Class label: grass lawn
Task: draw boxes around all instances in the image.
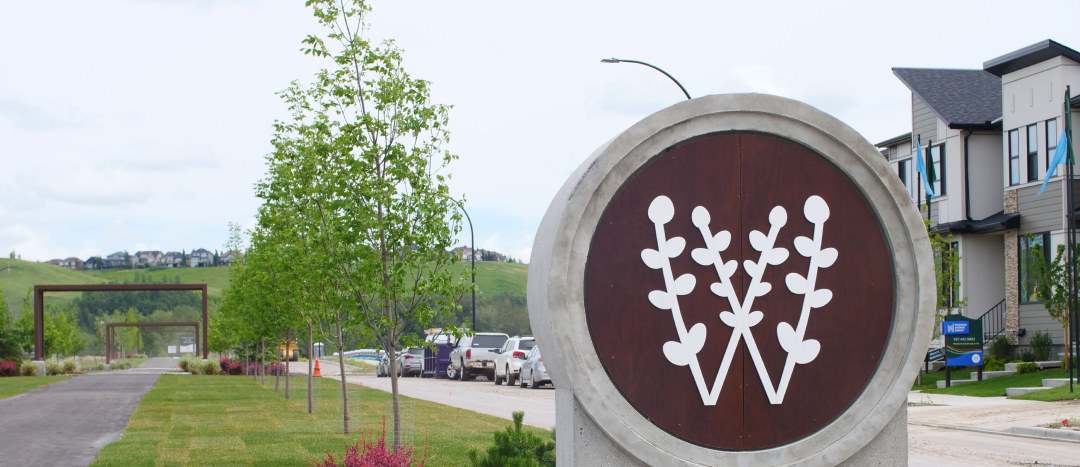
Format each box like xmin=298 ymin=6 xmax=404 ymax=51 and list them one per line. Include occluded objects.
xmin=1010 ymin=381 xmax=1080 ymax=401
xmin=91 ymin=375 xmax=548 ymax=466
xmin=87 ymin=267 xmax=233 ymax=298
xmin=922 ymin=369 xmax=1071 ymax=397
xmin=0 ymin=376 xmax=72 ymax=400
xmin=911 ymin=368 xmax=974 ymax=391
xmin=472 ymin=262 xmax=527 ymax=297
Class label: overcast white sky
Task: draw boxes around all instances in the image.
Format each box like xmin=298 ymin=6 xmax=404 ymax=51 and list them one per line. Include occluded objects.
xmin=1 ymin=1 xmax=1076 ymax=263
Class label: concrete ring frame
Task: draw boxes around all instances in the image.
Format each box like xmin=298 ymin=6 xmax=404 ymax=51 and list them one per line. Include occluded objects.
xmin=528 ymin=93 xmax=936 ymax=466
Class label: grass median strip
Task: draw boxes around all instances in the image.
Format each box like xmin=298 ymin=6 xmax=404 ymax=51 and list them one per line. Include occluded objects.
xmin=1009 ymin=383 xmax=1080 ymax=401
xmin=91 ymin=375 xmax=548 ymax=466
xmin=923 ymin=369 xmax=1070 ymax=397
xmin=0 ymin=375 xmax=72 ymax=400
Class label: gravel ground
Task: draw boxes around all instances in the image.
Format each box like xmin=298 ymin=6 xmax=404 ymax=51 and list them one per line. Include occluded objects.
xmin=908 ymin=392 xmax=1080 ymax=466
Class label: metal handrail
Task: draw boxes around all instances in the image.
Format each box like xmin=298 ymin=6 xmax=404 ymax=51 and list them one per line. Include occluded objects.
xmin=978 ymin=298 xmax=1007 ymax=342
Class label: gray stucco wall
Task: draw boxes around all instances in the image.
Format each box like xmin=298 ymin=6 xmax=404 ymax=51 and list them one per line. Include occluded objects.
xmin=968 ymin=133 xmax=1005 ymax=220
xmin=1019 ymin=302 xmax=1066 ymax=346
xmin=913 ymin=95 xmax=937 ymax=144
xmin=1017 ymin=183 xmax=1063 ymax=233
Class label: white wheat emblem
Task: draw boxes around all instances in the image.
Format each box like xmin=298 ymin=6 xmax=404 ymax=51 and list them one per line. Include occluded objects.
xmin=642 ymin=195 xmax=836 ymax=405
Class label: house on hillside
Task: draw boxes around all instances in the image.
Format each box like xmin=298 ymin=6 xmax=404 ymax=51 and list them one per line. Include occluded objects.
xmin=82 ymin=256 xmax=103 ymax=270
xmin=453 ymin=247 xmax=482 ymax=261
xmin=104 ymin=251 xmax=127 ymax=269
xmin=58 ymin=257 xmax=83 ymax=270
xmin=219 ymin=251 xmax=240 ymax=266
xmin=162 ymin=252 xmax=184 ymax=268
xmin=879 ymin=39 xmax=1080 ymax=356
xmin=45 ymin=259 xmax=62 ymax=267
xmin=189 ymin=248 xmax=213 ymax=268
xmin=134 ymin=251 xmax=163 ymax=268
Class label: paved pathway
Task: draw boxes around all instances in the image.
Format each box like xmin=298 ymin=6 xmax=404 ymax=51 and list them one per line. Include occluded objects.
xmin=0 ymin=358 xmax=176 ymax=467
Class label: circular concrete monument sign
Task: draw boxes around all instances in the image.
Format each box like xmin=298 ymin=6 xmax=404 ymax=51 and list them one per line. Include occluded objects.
xmin=528 ymin=94 xmax=935 ymax=466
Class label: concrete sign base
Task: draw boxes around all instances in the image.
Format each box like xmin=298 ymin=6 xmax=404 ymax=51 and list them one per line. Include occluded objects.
xmin=557 ymin=388 xmax=906 ymax=466
xmin=530 ymin=94 xmax=934 ymax=466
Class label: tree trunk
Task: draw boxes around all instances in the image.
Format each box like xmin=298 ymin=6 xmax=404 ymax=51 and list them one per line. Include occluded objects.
xmin=285 ymin=334 xmax=291 ymax=400
xmin=389 ymin=337 xmax=401 ymax=449
xmin=244 ymin=341 xmax=249 ymax=377
xmin=274 ymin=339 xmax=281 ymax=392
xmin=307 ymin=324 xmax=314 ymax=413
xmin=337 ymin=321 xmax=350 ymax=434
xmin=260 ymin=337 xmax=265 ymax=386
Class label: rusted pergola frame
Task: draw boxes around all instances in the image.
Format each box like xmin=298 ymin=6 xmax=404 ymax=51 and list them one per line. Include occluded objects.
xmin=34 ymin=284 xmax=207 ymax=361
xmin=106 ymin=322 xmax=199 ymax=364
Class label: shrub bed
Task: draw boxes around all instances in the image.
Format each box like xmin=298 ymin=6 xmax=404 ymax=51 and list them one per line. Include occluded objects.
xmin=0 ymin=360 xmax=18 ymax=377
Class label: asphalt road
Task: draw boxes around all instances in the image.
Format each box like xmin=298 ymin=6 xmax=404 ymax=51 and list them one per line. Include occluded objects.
xmin=0 ymin=358 xmax=174 ymax=467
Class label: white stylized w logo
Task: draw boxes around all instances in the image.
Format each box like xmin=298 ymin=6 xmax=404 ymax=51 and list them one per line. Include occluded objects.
xmin=641 ymin=195 xmax=837 ymax=405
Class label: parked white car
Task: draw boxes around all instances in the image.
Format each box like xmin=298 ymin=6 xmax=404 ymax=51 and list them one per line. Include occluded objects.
xmin=493 ymin=336 xmax=536 ymax=386
xmin=519 ymin=345 xmax=551 ymax=389
xmin=447 ymin=332 xmax=509 ymax=381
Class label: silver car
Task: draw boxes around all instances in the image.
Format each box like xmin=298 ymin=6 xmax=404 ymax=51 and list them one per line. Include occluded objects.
xmin=397 ymin=347 xmax=425 ymax=377
xmin=518 ymin=345 xmax=551 ymax=389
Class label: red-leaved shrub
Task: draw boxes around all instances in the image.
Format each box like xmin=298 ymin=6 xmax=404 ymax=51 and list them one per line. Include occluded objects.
xmin=0 ymin=360 xmax=18 ymax=377
xmin=313 ymin=419 xmax=426 ymax=467
xmin=218 ymin=358 xmax=243 ymax=375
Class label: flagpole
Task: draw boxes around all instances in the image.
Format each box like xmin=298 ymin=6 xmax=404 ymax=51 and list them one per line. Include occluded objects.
xmin=927 ymin=139 xmax=934 ymax=229
xmin=1067 ymin=85 xmax=1077 ymax=393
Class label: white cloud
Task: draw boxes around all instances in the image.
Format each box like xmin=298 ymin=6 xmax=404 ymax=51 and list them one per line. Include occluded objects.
xmin=2 ymin=0 xmax=1077 ymax=263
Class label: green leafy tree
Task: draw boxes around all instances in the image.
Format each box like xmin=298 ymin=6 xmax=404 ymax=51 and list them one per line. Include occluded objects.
xmin=44 ymin=303 xmax=85 ymax=359
xmin=0 ymin=282 xmax=23 ymax=359
xmin=467 ymin=411 xmax=555 ymax=467
xmin=926 ymin=220 xmax=967 ymax=340
xmin=256 ymin=0 xmax=469 ymax=443
xmin=1032 ymin=242 xmax=1077 ymax=370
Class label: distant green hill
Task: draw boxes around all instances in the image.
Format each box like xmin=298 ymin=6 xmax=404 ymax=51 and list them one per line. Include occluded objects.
xmin=0 ymin=259 xmax=103 ymax=313
xmin=0 ymin=258 xmax=528 ymax=316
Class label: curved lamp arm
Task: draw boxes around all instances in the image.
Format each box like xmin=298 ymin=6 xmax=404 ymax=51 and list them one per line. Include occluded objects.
xmin=601 ymin=58 xmax=691 ymax=100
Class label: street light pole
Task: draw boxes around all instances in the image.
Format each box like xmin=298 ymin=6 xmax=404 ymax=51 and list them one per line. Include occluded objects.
xmin=601 ymin=58 xmax=691 ymax=100
xmin=461 ymin=206 xmax=476 ymax=332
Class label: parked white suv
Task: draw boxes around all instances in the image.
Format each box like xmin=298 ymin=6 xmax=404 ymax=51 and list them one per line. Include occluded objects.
xmin=447 ymin=332 xmax=509 ymax=381
xmin=493 ymin=336 xmax=536 ymax=386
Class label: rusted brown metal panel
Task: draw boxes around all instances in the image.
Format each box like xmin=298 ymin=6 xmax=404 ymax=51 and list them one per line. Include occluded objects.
xmin=585 ymin=133 xmax=894 ymax=451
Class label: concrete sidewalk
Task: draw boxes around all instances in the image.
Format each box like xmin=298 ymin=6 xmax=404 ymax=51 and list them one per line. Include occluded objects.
xmin=0 ymin=358 xmax=173 ymax=467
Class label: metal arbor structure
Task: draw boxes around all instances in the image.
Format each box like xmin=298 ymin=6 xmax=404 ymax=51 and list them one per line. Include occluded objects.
xmin=33 ymin=284 xmax=208 ymax=361
xmin=105 ymin=322 xmax=199 ymax=364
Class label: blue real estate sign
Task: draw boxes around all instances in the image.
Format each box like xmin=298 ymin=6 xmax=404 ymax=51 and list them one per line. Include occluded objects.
xmin=943 ymin=315 xmax=983 ymax=366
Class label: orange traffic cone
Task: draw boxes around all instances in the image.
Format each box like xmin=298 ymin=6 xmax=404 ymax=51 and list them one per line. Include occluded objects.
xmin=313 ymin=359 xmax=322 ymax=377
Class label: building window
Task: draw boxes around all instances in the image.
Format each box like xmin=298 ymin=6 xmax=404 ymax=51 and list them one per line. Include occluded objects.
xmin=898 ymin=158 xmax=916 ymax=200
xmin=1009 ymin=129 xmax=1020 ymax=186
xmin=1027 ymin=124 xmax=1039 ymax=182
xmin=931 ymin=144 xmax=946 ymax=195
xmin=1019 ymin=232 xmax=1050 ymax=303
xmin=1047 ymin=118 xmax=1059 ymax=176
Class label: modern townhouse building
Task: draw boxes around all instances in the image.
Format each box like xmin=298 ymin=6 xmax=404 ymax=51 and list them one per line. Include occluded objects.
xmin=880 ymin=39 xmax=1080 ymax=355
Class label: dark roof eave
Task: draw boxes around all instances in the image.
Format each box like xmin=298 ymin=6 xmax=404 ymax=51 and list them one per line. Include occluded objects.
xmin=984 ymin=40 xmax=1080 ymax=77
xmin=947 ymin=121 xmax=1003 ymax=131
xmin=875 ymin=132 xmax=912 ymax=148
xmin=931 ymin=211 xmax=1020 ymax=235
